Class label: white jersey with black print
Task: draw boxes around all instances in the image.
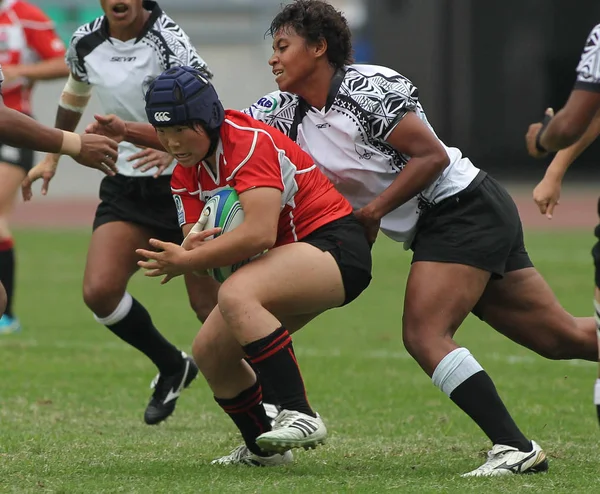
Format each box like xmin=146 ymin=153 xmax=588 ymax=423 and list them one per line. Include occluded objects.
xmin=575 ymin=23 xmax=600 ymax=91
xmin=66 ymin=0 xmax=211 ymax=177
xmin=244 ymin=64 xmax=479 ymax=243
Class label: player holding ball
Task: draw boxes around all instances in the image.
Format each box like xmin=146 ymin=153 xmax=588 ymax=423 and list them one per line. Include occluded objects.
xmin=126 ymin=65 xmax=372 ymax=465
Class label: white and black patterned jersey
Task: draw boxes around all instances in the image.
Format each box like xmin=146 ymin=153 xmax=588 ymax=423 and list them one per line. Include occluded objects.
xmin=244 ymin=64 xmax=479 ymax=243
xmin=575 ymin=23 xmax=600 ymax=92
xmin=66 ymin=0 xmax=211 ymax=177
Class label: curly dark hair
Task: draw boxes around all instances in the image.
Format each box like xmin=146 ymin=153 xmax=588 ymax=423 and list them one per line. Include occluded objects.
xmin=267 ymin=0 xmax=354 ymax=69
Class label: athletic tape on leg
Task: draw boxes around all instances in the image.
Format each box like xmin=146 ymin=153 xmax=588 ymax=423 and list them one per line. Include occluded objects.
xmin=432 ymin=347 xmax=484 ymax=397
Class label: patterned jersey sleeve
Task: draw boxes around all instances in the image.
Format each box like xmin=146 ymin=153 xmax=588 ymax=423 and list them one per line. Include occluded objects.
xmin=575 ymin=24 xmax=600 ymax=92
xmin=171 ymin=164 xmax=203 ymax=227
xmin=158 ymin=14 xmax=213 ymax=79
xmin=359 ymin=72 xmax=419 ymax=141
xmin=65 ymin=20 xmax=102 ymax=82
xmin=242 ymin=91 xmax=299 ymax=137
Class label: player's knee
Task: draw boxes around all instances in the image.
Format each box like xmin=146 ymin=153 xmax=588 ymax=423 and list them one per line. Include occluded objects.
xmin=0 ymin=280 xmax=7 ymax=316
xmin=82 ymin=280 xmax=123 ymax=317
xmin=535 ymin=339 xmax=571 ymax=360
xmin=534 ymin=323 xmax=589 ymax=360
xmin=402 ymin=318 xmax=429 ymax=359
xmin=217 ymin=279 xmax=255 ymax=321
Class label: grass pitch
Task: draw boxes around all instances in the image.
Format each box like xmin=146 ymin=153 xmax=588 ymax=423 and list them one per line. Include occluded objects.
xmin=0 ymin=230 xmax=599 ymax=493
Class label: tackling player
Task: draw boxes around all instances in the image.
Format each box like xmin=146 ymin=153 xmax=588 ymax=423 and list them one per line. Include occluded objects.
xmin=527 ymin=22 xmax=600 ymax=427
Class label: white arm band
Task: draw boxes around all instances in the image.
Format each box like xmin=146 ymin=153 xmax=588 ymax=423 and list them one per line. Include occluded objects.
xmin=59 ymin=74 xmax=92 ymax=113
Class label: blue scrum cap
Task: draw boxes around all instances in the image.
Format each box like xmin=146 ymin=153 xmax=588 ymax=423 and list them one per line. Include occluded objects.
xmin=144 ymin=66 xmax=224 ymax=130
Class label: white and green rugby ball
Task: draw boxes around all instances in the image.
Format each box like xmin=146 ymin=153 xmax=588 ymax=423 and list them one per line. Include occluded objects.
xmin=192 ymin=187 xmax=262 ymax=282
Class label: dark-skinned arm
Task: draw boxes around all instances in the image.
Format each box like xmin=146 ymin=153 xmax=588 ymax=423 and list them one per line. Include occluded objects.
xmin=355 ymin=112 xmax=450 ymax=242
xmin=539 ymin=90 xmax=600 ymax=151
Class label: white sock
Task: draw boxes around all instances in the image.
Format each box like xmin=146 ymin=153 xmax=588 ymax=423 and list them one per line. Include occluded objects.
xmin=93 ymin=292 xmax=133 ymax=326
xmin=432 ymin=347 xmax=484 ymax=397
xmin=595 ymin=379 xmax=600 ymax=406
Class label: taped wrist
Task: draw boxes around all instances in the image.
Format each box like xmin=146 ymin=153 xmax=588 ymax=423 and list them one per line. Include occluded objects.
xmin=60 ymin=131 xmax=81 ymax=157
xmin=59 ymin=74 xmax=92 ymax=113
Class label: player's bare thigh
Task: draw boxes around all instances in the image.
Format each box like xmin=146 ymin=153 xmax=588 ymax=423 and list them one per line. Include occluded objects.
xmin=218 ymin=242 xmax=346 ymax=321
xmin=474 ymin=266 xmax=596 ymax=360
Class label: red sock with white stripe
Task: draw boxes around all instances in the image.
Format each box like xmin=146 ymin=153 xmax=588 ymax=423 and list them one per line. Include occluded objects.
xmin=243 ymin=326 xmax=316 ymax=417
xmin=0 ymin=238 xmax=15 ymax=318
xmin=215 ymin=380 xmax=272 ymax=456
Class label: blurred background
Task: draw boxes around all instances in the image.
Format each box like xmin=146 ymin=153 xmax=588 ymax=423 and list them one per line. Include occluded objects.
xmin=22 ymin=0 xmax=600 ymax=198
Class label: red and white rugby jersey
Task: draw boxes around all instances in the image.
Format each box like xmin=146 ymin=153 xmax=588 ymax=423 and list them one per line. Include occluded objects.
xmin=171 ymin=110 xmax=353 ymax=247
xmin=0 ymin=0 xmax=65 ymax=114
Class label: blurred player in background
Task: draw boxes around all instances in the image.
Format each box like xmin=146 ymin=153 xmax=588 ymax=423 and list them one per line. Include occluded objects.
xmin=0 ymin=0 xmax=70 ymax=334
xmin=527 ymin=23 xmax=600 ymax=426
xmin=21 ymin=0 xmax=214 ymax=426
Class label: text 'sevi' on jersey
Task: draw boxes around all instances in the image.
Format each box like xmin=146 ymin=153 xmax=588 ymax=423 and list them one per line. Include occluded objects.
xmin=65 ymin=0 xmax=212 ymax=177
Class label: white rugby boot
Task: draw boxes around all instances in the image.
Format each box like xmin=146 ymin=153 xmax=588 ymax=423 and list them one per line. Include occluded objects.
xmin=211 ymin=444 xmax=293 ymax=466
xmin=263 ymin=402 xmax=280 ymax=423
xmin=461 ymin=440 xmax=548 ymax=477
xmin=255 ymin=409 xmax=327 ymax=453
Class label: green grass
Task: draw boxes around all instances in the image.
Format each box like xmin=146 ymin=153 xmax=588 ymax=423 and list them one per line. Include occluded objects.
xmin=1 ymin=229 xmax=599 ymax=493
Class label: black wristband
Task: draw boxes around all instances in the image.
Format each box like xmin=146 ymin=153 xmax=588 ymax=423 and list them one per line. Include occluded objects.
xmin=535 ymin=112 xmax=553 ymax=153
xmin=535 ymin=128 xmax=547 ymax=153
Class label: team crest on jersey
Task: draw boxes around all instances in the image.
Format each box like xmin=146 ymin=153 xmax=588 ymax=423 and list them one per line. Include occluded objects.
xmin=254 ymin=95 xmax=278 ymax=114
xmin=173 ymin=195 xmax=185 ymax=225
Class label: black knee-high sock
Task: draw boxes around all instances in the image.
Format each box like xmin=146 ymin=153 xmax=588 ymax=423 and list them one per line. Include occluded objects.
xmin=0 ymin=238 xmax=15 ymax=318
xmin=243 ymin=326 xmax=314 ymax=417
xmin=215 ymin=380 xmax=272 ymax=456
xmin=105 ymin=297 xmax=183 ymax=375
xmin=450 ymin=371 xmax=531 ymax=451
xmin=246 ymin=359 xmax=279 ymax=407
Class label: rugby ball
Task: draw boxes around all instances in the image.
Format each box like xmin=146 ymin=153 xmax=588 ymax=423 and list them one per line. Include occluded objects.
xmin=190 ymin=187 xmax=261 ymax=282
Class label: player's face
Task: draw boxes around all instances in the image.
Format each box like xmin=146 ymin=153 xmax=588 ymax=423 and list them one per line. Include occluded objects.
xmin=269 ymin=27 xmax=319 ymax=93
xmin=101 ymin=0 xmax=144 ymax=27
xmin=156 ymin=124 xmax=210 ymax=167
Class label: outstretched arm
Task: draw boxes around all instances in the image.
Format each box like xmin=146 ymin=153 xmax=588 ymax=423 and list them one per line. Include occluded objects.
xmin=85 ymin=115 xmax=166 ymax=152
xmin=0 ymin=96 xmax=75 ymax=153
